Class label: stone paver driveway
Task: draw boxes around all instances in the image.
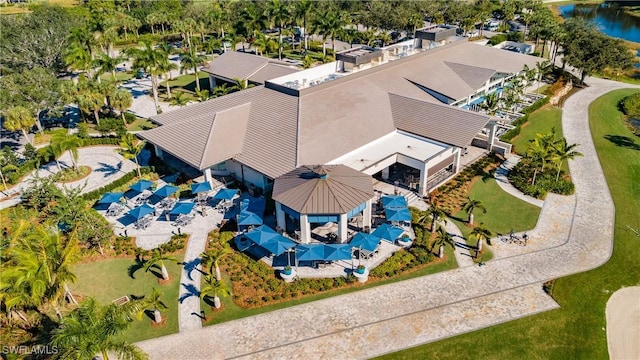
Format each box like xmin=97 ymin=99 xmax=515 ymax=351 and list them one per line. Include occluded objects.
xmin=136 ymin=78 xmax=636 ymax=359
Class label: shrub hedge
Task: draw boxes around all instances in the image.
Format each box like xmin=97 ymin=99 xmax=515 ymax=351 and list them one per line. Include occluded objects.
xmin=82 ymin=166 xmax=154 ymax=202
xmin=500 ymin=96 xmax=550 ymax=142
xmin=507 ymin=161 xmax=575 ymax=198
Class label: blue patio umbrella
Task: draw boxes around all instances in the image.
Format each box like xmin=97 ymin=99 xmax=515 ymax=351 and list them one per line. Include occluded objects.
xmin=385 ymin=207 xmax=412 ymax=222
xmin=237 ymin=210 xmax=263 ymax=226
xmin=381 ymin=195 xmax=408 ymax=209
xmin=212 ymin=188 xmax=238 ymax=200
xmin=153 ymin=185 xmax=179 ymax=199
xmin=130 ymin=180 xmax=154 ymax=193
xmin=97 ymin=192 xmax=124 ymax=204
xmin=323 ymin=244 xmax=353 ymax=261
xmin=240 ymin=199 xmax=250 ymax=211
xmin=127 ymin=203 xmax=155 ymax=220
xmin=191 ymin=182 xmax=212 ymax=194
xmin=296 ymin=244 xmax=326 ymax=261
xmin=261 ymin=235 xmax=297 ymax=256
xmin=169 ymin=201 xmax=196 ymax=215
xmin=349 ymin=232 xmax=382 ymax=252
xmin=244 ymin=225 xmax=279 ymax=245
xmin=372 ymin=223 xmax=405 ymax=243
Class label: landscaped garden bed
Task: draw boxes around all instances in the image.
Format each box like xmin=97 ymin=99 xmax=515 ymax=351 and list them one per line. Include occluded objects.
xmin=196 ymin=217 xmax=456 ymax=322
xmin=53 ymin=165 xmax=92 ymax=183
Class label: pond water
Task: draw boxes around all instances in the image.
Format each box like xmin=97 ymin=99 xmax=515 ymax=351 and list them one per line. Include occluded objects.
xmin=558 ymin=3 xmax=640 ymax=43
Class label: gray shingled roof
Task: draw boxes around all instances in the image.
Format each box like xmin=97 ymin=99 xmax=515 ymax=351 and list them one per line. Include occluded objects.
xmin=203 ymin=51 xmax=298 ymax=84
xmin=272 ymin=165 xmax=374 ymax=214
xmin=389 ymin=93 xmax=490 ymax=148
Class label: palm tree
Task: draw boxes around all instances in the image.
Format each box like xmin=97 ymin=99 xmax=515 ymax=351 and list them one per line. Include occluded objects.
xmin=64 ymin=44 xmax=93 ymax=77
xmin=170 ymin=92 xmax=190 ymax=107
xmin=231 ymin=77 xmax=250 ymax=92
xmin=51 ymin=298 xmax=148 ymax=360
xmin=51 ymin=129 xmax=83 ymax=170
xmin=536 ymin=60 xmax=552 ymax=94
xmin=213 ymin=83 xmax=231 ymax=97
xmin=311 ymin=10 xmax=344 ymax=56
xmin=127 ymin=42 xmax=164 ymax=114
xmin=180 ymin=49 xmax=207 ymax=92
xmin=469 ymin=223 xmax=492 ymax=253
xmin=203 ymin=37 xmax=222 ymax=58
xmin=552 ymin=139 xmax=583 ymax=181
xmin=200 ymin=275 xmax=231 ymax=309
xmin=378 ymin=32 xmax=392 ymax=47
xmin=157 ymin=56 xmax=178 ymax=99
xmin=525 ymin=142 xmax=548 ymax=186
xmin=433 ymin=226 xmax=455 ymax=258
xmin=95 ymin=53 xmax=123 ymax=82
xmin=201 ymin=246 xmax=232 ymax=281
xmin=196 ymin=89 xmax=211 ymax=102
xmin=479 ymin=92 xmax=500 ymax=115
xmin=1 ymin=226 xmax=79 ymax=320
xmin=242 ymin=4 xmax=268 ymax=39
xmin=4 ymin=106 xmax=36 ymax=146
xmin=462 ymin=198 xmax=487 ymax=225
xmin=144 ymin=248 xmax=175 ymax=281
xmin=267 ymin=0 xmax=291 ymax=60
xmin=111 ymin=88 xmax=133 ymax=126
xmin=76 ymin=90 xmax=104 ymax=125
xmin=294 ymin=0 xmax=312 ymax=51
xmin=119 ymin=133 xmax=146 ymax=178
xmin=429 ymin=204 xmax=447 ymax=232
xmin=136 ymin=287 xmax=168 ymax=324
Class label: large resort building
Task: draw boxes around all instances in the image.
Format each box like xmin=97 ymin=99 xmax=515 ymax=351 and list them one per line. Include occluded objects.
xmin=139 ymin=36 xmax=538 ymax=201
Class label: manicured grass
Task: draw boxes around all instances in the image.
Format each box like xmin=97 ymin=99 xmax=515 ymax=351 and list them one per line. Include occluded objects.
xmin=201 ymin=244 xmax=458 ymax=326
xmin=70 ymin=256 xmax=183 ymax=343
xmin=166 ymin=72 xmax=209 ymax=93
xmin=450 ymin=177 xmax=541 ymax=262
xmin=511 ymin=106 xmax=563 ymax=155
xmin=100 ymin=71 xmax=135 ymax=83
xmin=377 ymin=88 xmax=640 ymax=359
xmin=127 ymin=117 xmax=157 ymax=131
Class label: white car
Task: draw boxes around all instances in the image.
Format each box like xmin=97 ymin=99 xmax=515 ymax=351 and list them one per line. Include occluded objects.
xmin=465 ymin=30 xmax=479 ymax=38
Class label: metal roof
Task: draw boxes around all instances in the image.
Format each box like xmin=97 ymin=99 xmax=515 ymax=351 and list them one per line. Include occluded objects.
xmin=389 ymin=93 xmax=490 ymax=148
xmin=141 ymin=42 xmax=536 ymax=179
xmin=139 ymin=103 xmax=251 ymax=169
xmin=202 ymin=51 xmax=298 ymax=83
xmin=272 ymin=165 xmax=374 ymax=215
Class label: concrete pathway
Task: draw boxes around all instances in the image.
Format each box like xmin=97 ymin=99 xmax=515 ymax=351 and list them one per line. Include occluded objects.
xmin=0 ymin=146 xmax=136 ymax=209
xmin=136 ymin=78 xmax=634 ymax=359
xmin=494 ymin=155 xmax=545 ymax=208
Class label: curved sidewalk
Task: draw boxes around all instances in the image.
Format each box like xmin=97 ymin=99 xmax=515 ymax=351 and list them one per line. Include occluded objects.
xmin=494 ymin=155 xmax=544 ymax=207
xmin=136 ymin=79 xmax=632 ymax=359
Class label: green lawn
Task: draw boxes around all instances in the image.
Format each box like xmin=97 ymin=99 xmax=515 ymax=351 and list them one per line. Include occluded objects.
xmin=511 ymin=106 xmax=563 ymax=155
xmin=450 ymin=177 xmax=541 ymax=262
xmin=100 ymin=71 xmax=135 ymax=83
xmin=127 ymin=117 xmax=157 ymax=131
xmin=166 ymin=72 xmax=210 ymax=93
xmin=70 ymin=256 xmax=183 ymax=343
xmin=201 ymin=245 xmax=458 ymax=326
xmin=377 ymin=88 xmax=640 ymax=359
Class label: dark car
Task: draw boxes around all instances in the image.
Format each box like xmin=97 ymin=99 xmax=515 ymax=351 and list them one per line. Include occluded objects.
xmin=135 ymin=69 xmax=149 ymax=79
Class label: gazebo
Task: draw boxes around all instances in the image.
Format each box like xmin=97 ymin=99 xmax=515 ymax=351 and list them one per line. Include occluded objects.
xmin=272 ymin=165 xmax=375 ymax=243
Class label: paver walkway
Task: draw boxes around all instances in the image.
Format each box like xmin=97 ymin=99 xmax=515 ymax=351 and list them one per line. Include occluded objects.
xmin=494 ymin=155 xmax=545 ymax=207
xmin=136 ymin=78 xmax=634 ymax=359
xmin=0 ymin=146 xmax=136 ymax=209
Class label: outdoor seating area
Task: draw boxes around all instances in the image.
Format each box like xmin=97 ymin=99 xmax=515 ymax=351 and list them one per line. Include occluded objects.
xmin=95 ymin=179 xmax=244 ymax=247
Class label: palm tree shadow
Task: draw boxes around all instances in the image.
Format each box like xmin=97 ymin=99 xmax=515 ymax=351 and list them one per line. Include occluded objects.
xmin=179 ymin=283 xmax=200 ymax=303
xmin=181 ymin=258 xmax=203 ymax=281
xmin=202 ymin=295 xmax=215 ymax=307
xmin=480 ymin=170 xmax=494 ymax=183
xmin=94 ymin=161 xmax=123 ymax=177
xmin=127 ymin=258 xmax=146 ymax=279
xmin=604 ymin=135 xmax=640 ymax=150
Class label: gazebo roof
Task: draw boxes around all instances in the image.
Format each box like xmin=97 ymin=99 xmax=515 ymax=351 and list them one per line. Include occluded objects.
xmin=272 ymin=165 xmax=374 ymax=215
